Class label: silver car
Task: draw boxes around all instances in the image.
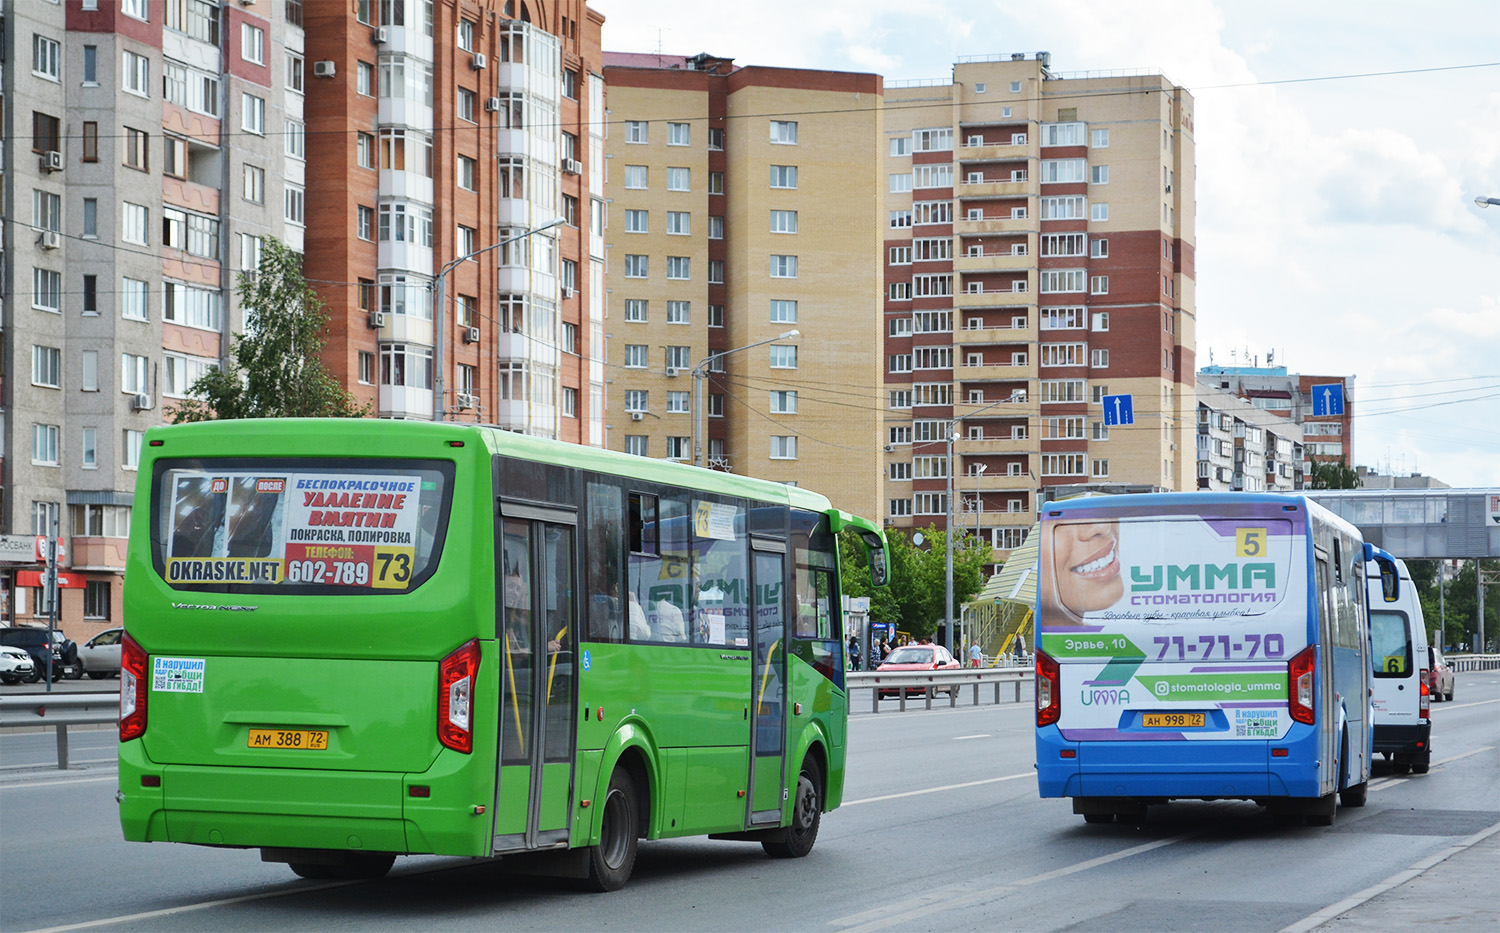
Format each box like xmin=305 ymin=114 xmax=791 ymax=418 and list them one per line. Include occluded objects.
xmin=79 ymin=628 xmax=123 ymax=679
xmin=0 ymin=645 xmax=37 ymax=685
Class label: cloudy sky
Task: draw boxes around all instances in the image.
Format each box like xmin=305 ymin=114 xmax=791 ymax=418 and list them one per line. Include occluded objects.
xmin=593 ymin=0 xmax=1500 ymax=487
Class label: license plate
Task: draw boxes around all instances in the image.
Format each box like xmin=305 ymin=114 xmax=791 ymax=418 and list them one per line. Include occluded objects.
xmin=1142 ymin=712 xmax=1204 ymax=728
xmin=248 ymin=728 xmax=328 ymax=750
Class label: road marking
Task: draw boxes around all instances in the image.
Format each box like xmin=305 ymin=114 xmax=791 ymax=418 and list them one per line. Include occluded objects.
xmin=0 ymin=774 xmax=118 ymax=791
xmin=1432 ymin=697 xmax=1499 ymax=711
xmin=844 ymin=771 xmax=1031 ymax=807
xmin=830 ymin=833 xmax=1193 ymax=931
xmin=1368 ymin=744 xmax=1495 ymax=792
xmin=1279 ymin=818 xmax=1500 ymax=933
xmin=22 ymin=879 xmax=360 ymax=933
xmin=952 ymin=734 xmax=991 ymax=740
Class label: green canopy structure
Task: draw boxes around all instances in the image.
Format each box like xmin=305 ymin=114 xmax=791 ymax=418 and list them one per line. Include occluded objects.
xmin=965 ymin=521 xmax=1040 ymax=661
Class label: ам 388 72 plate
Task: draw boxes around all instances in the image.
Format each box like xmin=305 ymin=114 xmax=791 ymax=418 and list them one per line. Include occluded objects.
xmin=247 ymin=728 xmax=328 ymax=750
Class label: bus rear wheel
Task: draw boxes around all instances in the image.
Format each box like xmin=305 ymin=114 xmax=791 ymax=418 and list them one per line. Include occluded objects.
xmin=763 ymin=758 xmax=823 ymax=859
xmin=577 ymin=768 xmax=639 ymax=892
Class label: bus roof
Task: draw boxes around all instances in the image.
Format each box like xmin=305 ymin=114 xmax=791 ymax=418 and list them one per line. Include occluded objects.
xmin=142 ymin=418 xmax=837 ymax=515
xmin=1041 ymin=491 xmax=1358 ymax=538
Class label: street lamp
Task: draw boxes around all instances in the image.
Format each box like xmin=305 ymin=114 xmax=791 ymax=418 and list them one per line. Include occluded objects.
xmin=1475 ymin=196 xmax=1500 ymax=208
xmin=972 ymin=463 xmax=988 ymax=539
xmin=692 ymin=329 xmax=799 ymax=468
xmin=944 ymin=396 xmax=1015 ymax=654
xmin=431 ymin=217 xmax=565 ymax=422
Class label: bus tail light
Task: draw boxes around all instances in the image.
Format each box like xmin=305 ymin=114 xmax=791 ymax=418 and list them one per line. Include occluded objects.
xmin=1418 ymin=671 xmax=1430 ymax=719
xmin=1036 ymin=650 xmax=1061 ymax=727
xmin=1288 ymin=645 xmax=1316 ymax=725
xmin=120 ymin=632 xmax=149 ymax=742
xmin=438 ymin=639 xmax=480 ymax=754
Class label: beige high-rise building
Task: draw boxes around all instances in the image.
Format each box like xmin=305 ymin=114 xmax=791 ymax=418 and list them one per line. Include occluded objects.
xmin=600 ymin=54 xmax=884 ymax=518
xmin=882 ymin=54 xmax=1197 ymax=572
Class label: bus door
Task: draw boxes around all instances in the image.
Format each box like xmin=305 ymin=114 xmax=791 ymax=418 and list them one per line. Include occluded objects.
xmin=748 ymin=539 xmax=788 ymax=826
xmin=495 ymin=506 xmax=578 ymax=852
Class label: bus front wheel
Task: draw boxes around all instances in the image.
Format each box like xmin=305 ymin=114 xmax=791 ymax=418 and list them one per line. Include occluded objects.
xmin=578 ymin=768 xmax=639 ymax=892
xmin=763 ymin=758 xmax=823 ymax=859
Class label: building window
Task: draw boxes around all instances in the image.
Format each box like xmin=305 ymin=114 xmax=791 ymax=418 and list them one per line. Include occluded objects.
xmin=82 ymin=122 xmax=99 ymax=162
xmin=33 ymin=425 xmax=61 ymax=466
xmin=709 ymin=172 xmax=725 ymax=194
xmin=34 ymin=190 xmax=62 ymax=233
xmin=358 ymin=351 xmax=375 ymax=385
xmin=625 ymin=120 xmax=647 ymax=143
xmin=769 ymin=255 xmax=798 ymax=278
xmin=1092 ymin=127 xmax=1109 ymax=148
xmin=623 ymin=436 xmax=648 ymax=457
xmin=562 ymin=68 xmax=579 ymax=100
xmin=667 ymin=167 xmax=690 ymax=191
xmin=1091 ymin=237 xmax=1109 ymax=259
xmin=358 ymin=61 xmax=375 ymax=95
xmin=240 ymin=233 xmax=264 ymax=271
xmin=1091 ymin=275 xmax=1109 ymax=295
xmin=358 ymin=132 xmax=375 ymax=168
xmin=769 ymin=164 xmax=797 ymax=189
xmin=770 ymin=390 xmax=797 ymax=414
xmin=623 ymin=299 xmax=647 ymax=323
xmin=241 ymin=23 xmax=265 ymax=64
xmin=242 ymin=164 xmax=266 ymax=204
xmin=770 ymin=210 xmax=798 ymax=234
xmin=667 ymin=257 xmax=690 ymax=280
xmin=33 ymin=345 xmax=63 ymax=388
xmin=286 ymin=52 xmax=304 ymax=93
xmin=666 ymin=301 xmax=690 ymax=324
xmin=1039 ymin=269 xmax=1086 ymax=293
xmin=354 ymin=205 xmax=372 ymax=241
xmin=285 ymin=185 xmax=305 ymax=225
xmin=1091 ymin=164 xmax=1109 ymax=185
xmin=121 ymin=278 xmax=149 ymax=321
xmin=1091 ymin=202 xmax=1110 ymax=222
xmin=709 ymin=216 xmax=724 ymax=239
xmin=668 ymin=122 xmax=690 ymax=146
xmin=1090 ymin=348 xmax=1110 ymax=369
xmin=888 ymin=283 xmax=912 ymax=301
xmin=124 ymin=127 xmax=150 ymax=171
xmin=457 ymin=18 xmax=475 ymax=50
xmin=770 ymin=299 xmax=797 ymax=324
xmin=82 ymin=427 xmax=98 ymax=468
xmin=121 ymin=353 xmax=150 ymax=394
xmin=770 ymin=436 xmax=798 ymax=460
xmin=33 ymin=111 xmax=61 ymax=153
xmin=769 ymin=346 xmax=797 ymax=369
xmin=243 ymin=93 xmax=265 ymax=134
xmin=624 ymin=345 xmax=648 ymax=368
xmin=33 ymin=268 xmax=63 ymax=313
xmin=623 ymin=165 xmax=647 ymax=189
xmin=667 ymin=391 xmax=690 ymax=413
xmin=623 ymin=390 xmax=648 ymax=413
xmin=770 ymin=120 xmax=798 ymax=144
xmin=708 ymin=127 xmax=724 ymax=150
xmin=620 ymin=255 xmax=648 ymax=279
xmin=667 ymin=211 xmax=690 ymax=235
xmin=457 ymin=88 xmax=475 ymax=122
xmin=33 ymin=34 xmax=62 ymax=81
xmin=665 ymin=346 xmax=691 ymax=370
xmin=889 ymin=173 xmax=913 ymax=193
xmin=83 ymin=201 xmax=98 ymax=238
xmin=83 ymin=45 xmax=98 ymax=84
xmin=708 ymin=261 xmax=725 ymax=284
xmin=457 ymin=154 xmax=476 ymax=190
xmin=709 ymin=304 xmax=725 ymax=328
xmin=123 ymin=50 xmax=151 ymax=96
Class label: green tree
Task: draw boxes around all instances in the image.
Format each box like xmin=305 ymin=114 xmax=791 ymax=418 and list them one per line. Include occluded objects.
xmin=170 ymin=238 xmax=367 ymax=422
xmin=841 ymin=525 xmax=989 ymax=639
xmin=1308 ymin=457 xmax=1359 ymax=490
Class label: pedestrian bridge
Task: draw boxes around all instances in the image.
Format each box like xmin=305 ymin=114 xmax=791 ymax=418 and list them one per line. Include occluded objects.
xmin=1308 ymin=489 xmax=1500 ymax=559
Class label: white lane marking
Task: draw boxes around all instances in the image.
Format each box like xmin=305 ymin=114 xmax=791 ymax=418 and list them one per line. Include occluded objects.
xmin=844 ymin=771 xmax=1032 ymax=807
xmin=1432 ymin=697 xmax=1499 ymax=711
xmin=953 ymin=734 xmax=991 ymax=740
xmin=0 ymin=774 xmax=118 ymax=791
xmin=830 ymin=833 xmax=1193 ymax=931
xmin=22 ymin=878 xmax=360 ymax=933
xmin=1369 ymin=744 xmax=1495 ymax=792
xmin=1279 ymin=818 xmax=1500 ymax=933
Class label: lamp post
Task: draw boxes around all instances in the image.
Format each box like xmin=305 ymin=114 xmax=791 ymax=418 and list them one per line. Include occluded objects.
xmin=944 ymin=396 xmax=1013 ymax=655
xmin=431 ymin=217 xmax=565 ymax=422
xmin=972 ymin=463 xmax=988 ymax=539
xmin=1475 ymin=196 xmax=1500 ymax=208
xmin=692 ymin=329 xmax=799 ymax=468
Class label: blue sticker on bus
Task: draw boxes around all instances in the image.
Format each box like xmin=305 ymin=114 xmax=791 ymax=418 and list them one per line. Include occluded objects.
xmin=581 ymin=649 xmax=591 ymax=672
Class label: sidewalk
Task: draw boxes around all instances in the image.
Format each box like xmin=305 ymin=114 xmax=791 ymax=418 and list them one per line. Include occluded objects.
xmin=1286 ymin=823 xmax=1500 ymax=932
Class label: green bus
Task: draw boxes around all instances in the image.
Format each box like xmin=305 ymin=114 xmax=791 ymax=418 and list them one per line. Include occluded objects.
xmin=118 ymin=419 xmax=888 ymax=890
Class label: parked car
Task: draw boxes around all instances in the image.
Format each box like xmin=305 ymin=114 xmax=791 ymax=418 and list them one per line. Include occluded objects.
xmin=1428 ymin=643 xmax=1455 ymax=703
xmin=0 ymin=645 xmax=37 ymax=685
xmin=79 ymin=627 xmax=124 ymax=679
xmin=0 ymin=627 xmax=78 ymax=681
xmin=875 ymin=644 xmax=963 ymax=698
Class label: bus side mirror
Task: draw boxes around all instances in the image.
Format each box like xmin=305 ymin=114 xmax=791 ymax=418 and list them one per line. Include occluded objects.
xmin=1381 ymin=567 xmax=1399 ymax=602
xmin=861 ymin=531 xmax=889 ymax=587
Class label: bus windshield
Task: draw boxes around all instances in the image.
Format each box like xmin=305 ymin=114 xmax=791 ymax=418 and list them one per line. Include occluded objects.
xmin=151 ymin=458 xmax=453 ymax=594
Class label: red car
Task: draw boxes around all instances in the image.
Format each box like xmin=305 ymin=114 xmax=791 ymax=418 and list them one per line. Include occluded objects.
xmin=875 ymin=644 xmax=963 ymax=698
xmin=1428 ymin=644 xmax=1455 ymax=702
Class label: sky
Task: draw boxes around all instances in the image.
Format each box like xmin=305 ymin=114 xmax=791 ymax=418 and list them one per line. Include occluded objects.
xmin=592 ymin=0 xmax=1500 ymax=488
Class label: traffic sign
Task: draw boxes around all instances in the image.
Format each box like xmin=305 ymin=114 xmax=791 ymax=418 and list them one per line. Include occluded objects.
xmin=1311 ymin=383 xmax=1345 ymax=417
xmin=1102 ymin=394 xmax=1134 ymax=426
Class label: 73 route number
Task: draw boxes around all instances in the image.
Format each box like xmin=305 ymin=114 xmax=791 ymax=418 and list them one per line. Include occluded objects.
xmin=1153 ymin=633 xmax=1285 ymax=661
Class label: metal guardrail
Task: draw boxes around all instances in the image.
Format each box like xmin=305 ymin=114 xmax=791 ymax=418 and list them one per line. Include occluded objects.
xmin=847 ymin=667 xmax=1033 ymax=713
xmin=0 ymin=693 xmax=117 ymax=770
xmin=1448 ymin=654 xmax=1500 ymax=673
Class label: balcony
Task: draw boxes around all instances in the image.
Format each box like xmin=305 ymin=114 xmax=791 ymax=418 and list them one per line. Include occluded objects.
xmin=954 ymin=288 xmax=1033 ymax=309
xmin=953 ymin=397 xmax=1036 ymax=421
xmin=953 ymin=215 xmax=1038 ymax=237
xmin=954 ymin=251 xmax=1033 ymax=273
xmin=954 ymin=326 xmax=1031 ymax=347
xmin=954 ymin=435 xmax=1036 ymax=456
xmin=379 ymin=385 xmax=435 ymax=420
xmin=956 ymin=179 xmax=1032 ymax=199
xmin=956 ymin=141 xmax=1033 ymax=162
xmin=379 ymin=168 xmax=434 ymax=206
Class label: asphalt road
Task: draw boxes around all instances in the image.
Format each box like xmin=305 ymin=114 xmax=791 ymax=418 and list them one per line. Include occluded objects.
xmin=1 ymin=672 xmax=1496 ymax=932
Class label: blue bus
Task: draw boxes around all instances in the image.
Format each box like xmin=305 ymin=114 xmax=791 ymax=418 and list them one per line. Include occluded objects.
xmin=1034 ymin=493 xmax=1398 ymax=825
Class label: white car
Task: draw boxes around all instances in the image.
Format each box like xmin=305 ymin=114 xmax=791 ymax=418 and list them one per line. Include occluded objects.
xmin=79 ymin=628 xmax=123 ymax=679
xmin=0 ymin=645 xmax=37 ymax=685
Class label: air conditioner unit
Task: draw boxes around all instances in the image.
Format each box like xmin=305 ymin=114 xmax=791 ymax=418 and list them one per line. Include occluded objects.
xmin=484 ymin=97 xmax=501 ymax=112
xmin=368 ymin=311 xmax=386 ymax=329
xmin=630 ymin=411 xmax=644 ymax=422
xmin=464 ymin=326 xmax=481 ymax=344
xmin=313 ymin=61 xmax=337 ymax=78
xmin=563 ymin=158 xmax=582 ymax=175
xmin=471 ymin=53 xmax=487 ymax=70
xmin=39 ymin=231 xmax=62 ymax=250
xmin=455 ymin=393 xmax=476 ymax=410
xmin=664 ymin=367 xmax=681 ymax=378
xmin=131 ymin=393 xmax=154 ymax=412
xmin=373 ymin=27 xmax=388 ymax=44
xmin=561 ymin=285 xmax=575 ymax=298
xmin=41 ymin=151 xmax=64 ymax=173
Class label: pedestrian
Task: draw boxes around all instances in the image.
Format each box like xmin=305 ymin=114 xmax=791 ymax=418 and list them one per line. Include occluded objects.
xmin=969 ymin=642 xmax=982 ymax=668
xmin=848 ymin=633 xmax=861 ymax=671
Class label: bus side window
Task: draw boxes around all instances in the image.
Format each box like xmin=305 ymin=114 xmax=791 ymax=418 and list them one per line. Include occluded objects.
xmin=585 ymin=480 xmax=624 ymax=643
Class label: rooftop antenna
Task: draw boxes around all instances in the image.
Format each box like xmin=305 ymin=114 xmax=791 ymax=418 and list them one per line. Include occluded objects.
xmin=1267 ymin=348 xmax=1275 ymax=368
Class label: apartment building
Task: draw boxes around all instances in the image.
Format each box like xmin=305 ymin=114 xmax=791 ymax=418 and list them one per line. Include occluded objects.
xmin=882 ymin=54 xmax=1197 ymax=571
xmin=1 ymin=0 xmax=304 ymax=633
xmin=600 ymin=53 xmax=885 ymax=519
xmin=303 ymin=0 xmax=606 ymax=443
xmin=1198 ymin=364 xmax=1354 ymax=471
xmin=1195 ymin=380 xmax=1303 ymax=492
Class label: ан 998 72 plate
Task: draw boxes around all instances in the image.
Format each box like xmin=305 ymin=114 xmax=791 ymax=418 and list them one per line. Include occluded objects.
xmin=1141 ymin=712 xmax=1205 ymax=728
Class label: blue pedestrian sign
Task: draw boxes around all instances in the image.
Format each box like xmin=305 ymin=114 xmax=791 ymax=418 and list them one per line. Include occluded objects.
xmin=1311 ymin=383 xmax=1344 ymax=417
xmin=1102 ymin=394 xmax=1134 ymax=426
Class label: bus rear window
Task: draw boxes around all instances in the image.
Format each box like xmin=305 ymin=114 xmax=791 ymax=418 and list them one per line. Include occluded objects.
xmin=152 ymin=458 xmax=453 ymax=594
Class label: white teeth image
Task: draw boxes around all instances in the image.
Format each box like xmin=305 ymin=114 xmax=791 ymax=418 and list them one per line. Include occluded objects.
xmin=1072 ymin=545 xmax=1115 ymax=574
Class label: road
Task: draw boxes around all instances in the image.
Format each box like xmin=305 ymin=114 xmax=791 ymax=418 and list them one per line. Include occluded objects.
xmin=1 ymin=672 xmax=1496 ymax=932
